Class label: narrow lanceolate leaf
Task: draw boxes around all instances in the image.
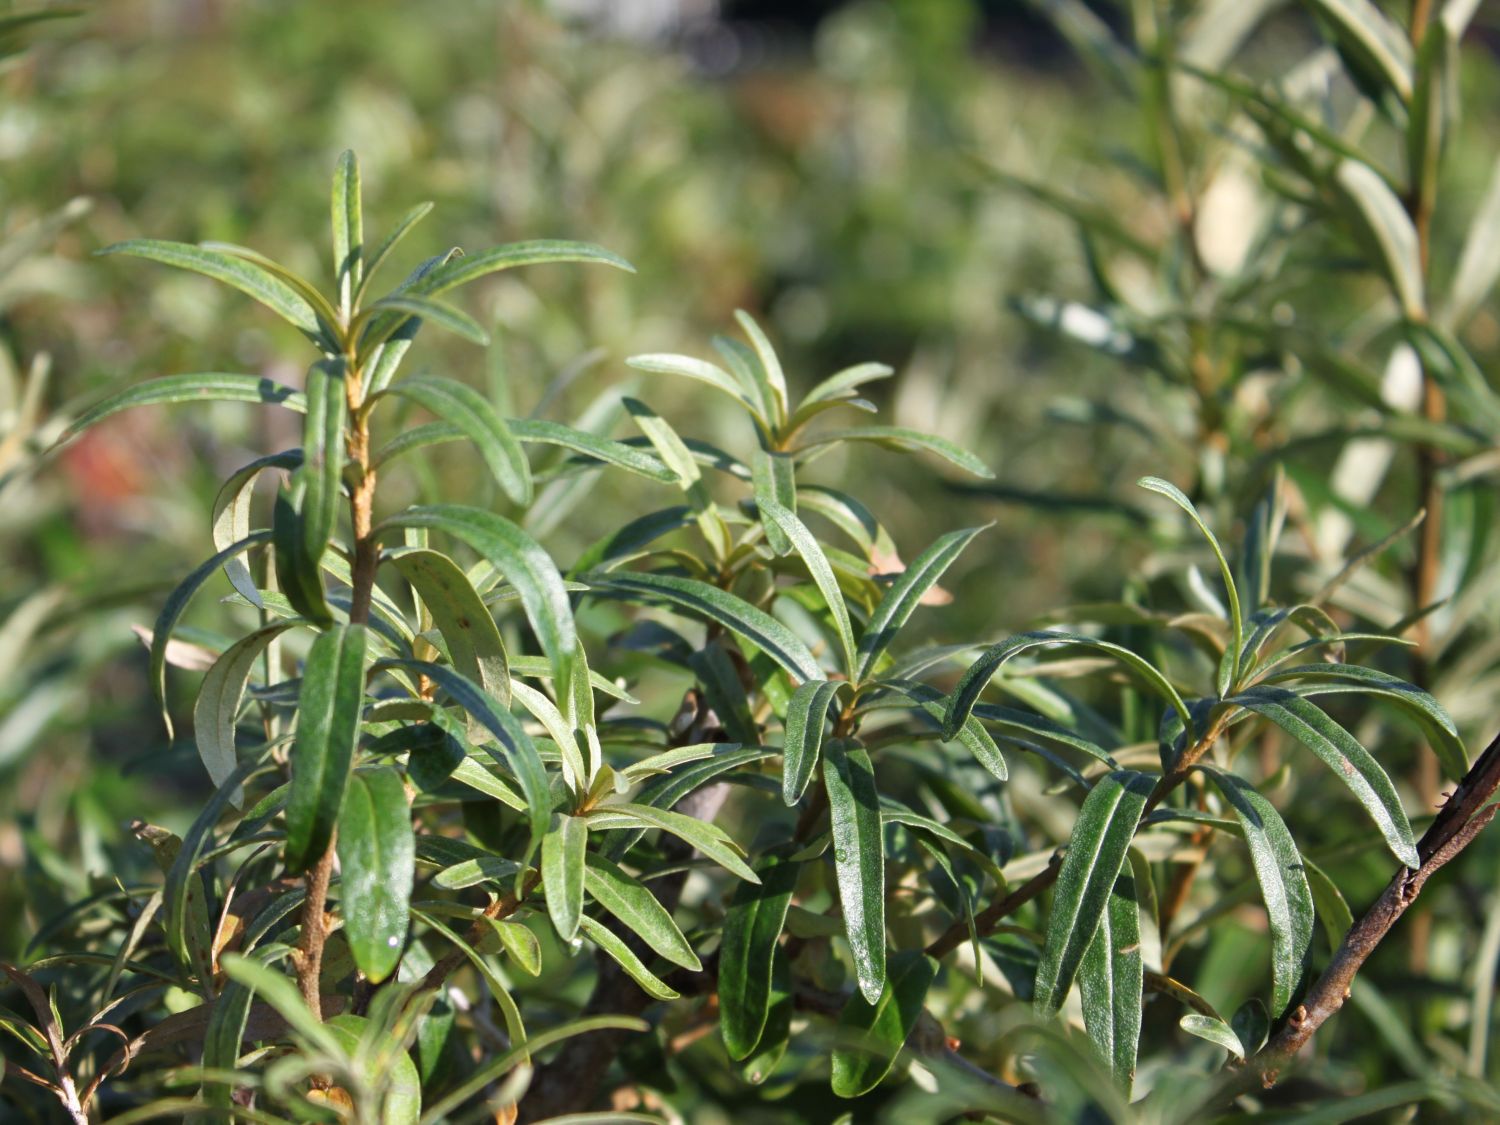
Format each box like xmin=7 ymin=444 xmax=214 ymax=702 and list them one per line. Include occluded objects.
xmin=1262 ymin=663 xmax=1466 ymax=780
xmin=542 ymin=814 xmax=588 ymax=942
xmin=1180 ymin=1013 xmax=1245 ymax=1060
xmin=823 ymin=740 xmax=886 ymax=1004
xmin=583 ymin=571 xmax=820 ymax=682
xmin=1230 ymin=687 xmax=1419 ymax=868
xmin=58 ymin=373 xmax=306 ymax=445
xmin=336 ymin=767 xmax=414 ymax=983
xmin=299 ymin=358 xmax=347 ymax=571
xmin=856 ymin=526 xmax=988 ymax=682
xmin=1137 ymin=476 xmax=1243 ymax=686
xmin=212 ymin=450 xmax=303 ymax=607
xmin=1035 ymin=770 xmax=1154 ymax=1016
xmin=800 ymin=361 xmax=894 ymax=408
xmin=385 ymin=659 xmax=550 ymax=853
xmin=507 ymin=418 xmax=674 ymax=481
xmin=380 ymin=506 xmax=580 ymax=701
xmin=150 ymin=531 xmax=272 ymax=739
xmin=753 ymin=449 xmax=798 ymax=556
xmin=1335 ymin=158 xmax=1426 ymax=321
xmin=98 ymin=241 xmax=324 ymax=339
xmin=625 ymin=352 xmax=768 ymax=425
xmin=796 ymin=426 xmax=993 ymax=479
xmin=273 ymin=480 xmax=332 ymax=626
xmin=330 ymin=149 xmax=362 ymax=308
xmin=721 ymin=853 xmax=801 ymax=1060
xmin=734 ymin=310 xmax=789 ymax=424
xmin=387 ymin=547 xmax=510 ymax=706
xmin=945 ymin=631 xmax=1191 ymax=743
xmin=782 ymin=680 xmax=846 ymax=806
xmin=285 ymin=625 xmax=370 ymax=871
xmin=193 ymin=622 xmax=298 ymax=795
xmin=829 ymin=952 xmax=938 ymax=1098
xmin=761 ymin=499 xmax=856 ymax=675
xmin=1078 ymin=873 xmax=1143 ymax=1092
xmin=578 ymin=914 xmax=680 ymax=1000
xmin=360 ymin=201 xmax=433 ymax=301
xmin=378 ymin=376 xmax=530 ymax=506
xmin=363 ymin=294 xmax=490 ymax=347
xmin=584 ymin=854 xmax=700 ymax=971
xmin=411 ymin=239 xmax=634 ymax=298
xmin=1308 ymin=0 xmax=1414 ymax=102
xmin=201 ymin=942 xmax=290 ymax=1108
xmin=592 ymin=803 xmax=759 ymax=883
xmin=1201 ymin=768 xmax=1313 ymax=1016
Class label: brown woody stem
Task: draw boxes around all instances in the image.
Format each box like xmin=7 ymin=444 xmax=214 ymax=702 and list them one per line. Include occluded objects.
xmin=293 ymin=364 xmax=378 ymax=1021
xmin=1249 ymin=729 xmax=1500 ymax=1087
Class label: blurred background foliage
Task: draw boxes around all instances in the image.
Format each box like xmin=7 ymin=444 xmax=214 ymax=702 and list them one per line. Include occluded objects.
xmin=6 ymin=0 xmax=1500 ymax=1117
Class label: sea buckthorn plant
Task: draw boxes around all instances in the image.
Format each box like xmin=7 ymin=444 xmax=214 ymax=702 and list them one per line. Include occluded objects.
xmin=7 ymin=127 xmax=1500 ymax=1124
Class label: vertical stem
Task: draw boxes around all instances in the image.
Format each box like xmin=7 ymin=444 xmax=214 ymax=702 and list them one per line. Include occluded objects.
xmin=1405 ymin=0 xmax=1443 ymax=974
xmin=294 ymin=364 xmax=378 ymax=1020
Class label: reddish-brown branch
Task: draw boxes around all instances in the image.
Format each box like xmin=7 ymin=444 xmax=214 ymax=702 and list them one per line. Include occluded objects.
xmin=1250 ymin=729 xmax=1500 ymax=1087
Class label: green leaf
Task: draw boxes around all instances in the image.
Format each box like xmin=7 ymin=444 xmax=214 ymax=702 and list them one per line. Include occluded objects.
xmin=1078 ymin=872 xmax=1143 ymax=1092
xmin=58 ymin=373 xmax=306 ymax=444
xmin=590 ymin=802 xmax=759 ymax=883
xmin=331 ymin=149 xmax=363 ymax=308
xmin=337 ymin=767 xmax=414 ymax=983
xmin=274 ymin=479 xmax=332 ymax=626
xmin=761 ymin=499 xmax=856 ymax=675
xmin=285 ymin=625 xmax=370 ymax=871
xmin=218 ymin=953 xmax=343 ymax=1057
xmin=385 ymin=659 xmax=550 ymax=853
xmin=387 ymin=547 xmax=510 ymax=707
xmin=584 ymin=570 xmax=821 ymax=682
xmin=299 ymin=357 xmax=348 ymax=578
xmin=741 ymin=948 xmax=793 ymax=1085
xmin=625 ymin=352 xmax=768 ymax=426
xmin=782 ymin=680 xmax=847 ymax=806
xmin=734 ymin=309 xmax=790 ymax=425
xmin=381 ymin=505 xmax=581 ymax=704
xmin=363 ymin=294 xmax=490 ymax=348
xmin=1309 ymin=0 xmax=1414 ymax=101
xmin=510 ymin=419 xmax=674 ymax=481
xmin=829 ymin=951 xmax=938 ymax=1098
xmin=542 ymin=814 xmax=588 ymax=942
xmin=1035 ymin=770 xmax=1154 ymax=1016
xmin=945 ymin=630 xmax=1190 ymax=744
xmin=201 ymin=942 xmax=291 ymax=1109
xmin=98 ymin=240 xmax=326 ymax=340
xmin=193 ymin=622 xmax=298 ymax=796
xmin=753 ymin=450 xmax=798 ymax=556
xmin=485 ymin=919 xmax=542 ymax=976
xmin=1200 ymin=768 xmax=1313 ymax=1017
xmin=149 ymin=531 xmax=272 ymax=739
xmin=1262 ymin=663 xmax=1466 ymax=780
xmin=1180 ymin=1012 xmax=1245 ymax=1060
xmin=1334 ymin=157 xmax=1426 ymax=321
xmin=577 ymin=913 xmax=680 ymax=1001
xmin=1230 ymin=687 xmax=1419 ymax=868
xmin=583 ymin=854 xmax=700 ymax=971
xmin=720 ymin=852 xmax=800 ymax=1060
xmin=212 ymin=449 xmax=303 ymax=607
xmin=796 ymin=426 xmax=993 ymax=479
xmin=323 ymin=1014 xmax=421 ymax=1125
xmin=410 ymin=239 xmax=634 ymax=298
xmin=1138 ymin=476 xmax=1243 ymax=689
xmin=417 ymin=1015 xmax=650 ymax=1125
xmin=363 ymin=249 xmax=460 ymax=394
xmin=823 ymin=740 xmax=886 ymax=1004
xmin=378 ymin=376 xmax=530 ymax=506
xmin=856 ymin=526 xmax=988 ymax=682
xmin=800 ymin=361 xmax=894 ymax=408
xmin=359 ymin=201 xmax=433 ymax=302
xmin=1304 ymin=858 xmax=1354 ymax=951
